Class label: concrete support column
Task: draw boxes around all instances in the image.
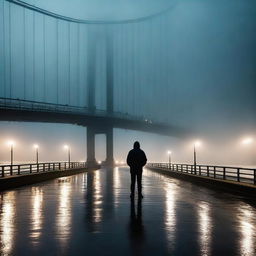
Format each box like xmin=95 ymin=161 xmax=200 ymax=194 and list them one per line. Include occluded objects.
xmin=87 ymin=126 xmax=96 ymax=166
xmin=105 ymin=127 xmax=114 ymax=166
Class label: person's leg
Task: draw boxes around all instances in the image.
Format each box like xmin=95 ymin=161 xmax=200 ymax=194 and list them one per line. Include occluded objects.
xmin=130 ymin=171 xmax=136 ymax=197
xmin=137 ymin=171 xmax=143 ymax=197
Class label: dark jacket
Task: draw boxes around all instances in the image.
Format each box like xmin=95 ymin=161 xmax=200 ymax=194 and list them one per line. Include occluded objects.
xmin=127 ymin=148 xmax=147 ymax=172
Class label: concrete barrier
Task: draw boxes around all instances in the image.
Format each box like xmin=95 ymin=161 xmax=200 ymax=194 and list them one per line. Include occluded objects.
xmin=0 ymin=167 xmax=99 ymax=191
xmin=148 ymin=167 xmax=256 ymax=198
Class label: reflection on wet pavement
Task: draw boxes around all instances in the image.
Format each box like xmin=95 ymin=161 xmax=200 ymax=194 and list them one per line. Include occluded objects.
xmin=0 ymin=167 xmax=256 ymax=255
xmin=239 ymin=204 xmax=255 ymax=256
xmin=0 ymin=191 xmax=16 ymax=255
xmin=198 ymin=201 xmax=211 ymax=256
xmin=30 ymin=187 xmax=43 ymax=244
xmin=56 ymin=178 xmax=72 ymax=251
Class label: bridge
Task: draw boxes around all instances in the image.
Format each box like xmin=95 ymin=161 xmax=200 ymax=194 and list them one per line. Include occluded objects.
xmin=0 ymin=0 xmax=256 ymax=255
xmin=0 ymin=97 xmax=188 ymax=166
xmin=0 ymin=166 xmax=256 ymax=256
xmin=0 ymin=0 xmax=188 ymax=167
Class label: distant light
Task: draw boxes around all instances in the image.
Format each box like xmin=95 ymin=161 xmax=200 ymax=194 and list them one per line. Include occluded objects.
xmin=121 ymin=161 xmax=125 ymax=164
xmin=194 ymin=140 xmax=202 ymax=147
xmin=98 ymin=161 xmax=102 ymax=164
xmin=242 ymin=137 xmax=253 ymax=145
xmin=7 ymin=140 xmax=15 ymax=147
xmin=64 ymin=145 xmax=69 ymax=150
xmin=115 ymin=160 xmax=119 ymax=164
xmin=167 ymin=151 xmax=172 ymax=155
xmin=33 ymin=144 xmax=39 ymax=149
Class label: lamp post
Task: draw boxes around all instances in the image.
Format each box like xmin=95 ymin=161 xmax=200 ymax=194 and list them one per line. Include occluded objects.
xmin=167 ymin=151 xmax=172 ymax=169
xmin=7 ymin=141 xmax=15 ymax=166
xmin=34 ymin=144 xmax=39 ymax=164
xmin=241 ymin=137 xmax=253 ymax=146
xmin=64 ymin=145 xmax=71 ymax=167
xmin=193 ymin=141 xmax=201 ymax=174
xmin=241 ymin=137 xmax=254 ymax=166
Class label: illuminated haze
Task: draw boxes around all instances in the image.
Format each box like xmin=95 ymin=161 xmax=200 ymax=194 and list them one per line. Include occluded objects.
xmin=0 ymin=0 xmax=255 ymax=166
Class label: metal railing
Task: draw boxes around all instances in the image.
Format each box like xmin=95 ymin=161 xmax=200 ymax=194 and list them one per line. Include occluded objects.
xmin=0 ymin=162 xmax=87 ymax=177
xmin=0 ymin=97 xmax=155 ymax=124
xmin=147 ymin=163 xmax=256 ymax=185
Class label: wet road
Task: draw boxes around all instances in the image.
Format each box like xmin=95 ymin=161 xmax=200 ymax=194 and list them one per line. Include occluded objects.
xmin=0 ymin=167 xmax=256 ymax=256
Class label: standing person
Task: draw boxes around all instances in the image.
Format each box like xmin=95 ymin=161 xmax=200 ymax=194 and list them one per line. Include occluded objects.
xmin=126 ymin=141 xmax=147 ymax=199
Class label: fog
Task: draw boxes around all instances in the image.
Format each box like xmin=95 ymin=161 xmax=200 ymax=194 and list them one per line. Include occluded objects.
xmin=0 ymin=0 xmax=255 ymax=166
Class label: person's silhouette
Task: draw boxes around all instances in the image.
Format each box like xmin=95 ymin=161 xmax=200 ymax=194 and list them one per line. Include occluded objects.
xmin=126 ymin=141 xmax=147 ymax=199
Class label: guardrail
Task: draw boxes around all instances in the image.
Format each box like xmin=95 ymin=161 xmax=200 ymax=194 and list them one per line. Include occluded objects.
xmin=0 ymin=162 xmax=87 ymax=177
xmin=0 ymin=97 xmax=152 ymax=124
xmin=148 ymin=163 xmax=256 ymax=185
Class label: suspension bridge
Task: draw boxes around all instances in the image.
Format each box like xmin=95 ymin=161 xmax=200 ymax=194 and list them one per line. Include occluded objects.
xmin=0 ymin=0 xmax=187 ymax=166
xmin=0 ymin=0 xmax=255 ymax=255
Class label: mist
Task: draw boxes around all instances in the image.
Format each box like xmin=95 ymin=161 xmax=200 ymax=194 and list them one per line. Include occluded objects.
xmin=0 ymin=0 xmax=255 ymax=166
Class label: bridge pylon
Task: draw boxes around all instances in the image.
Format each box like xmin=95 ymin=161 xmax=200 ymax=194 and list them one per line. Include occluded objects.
xmin=105 ymin=127 xmax=114 ymax=166
xmin=86 ymin=27 xmax=115 ymax=168
xmin=86 ymin=125 xmax=114 ymax=167
xmin=86 ymin=126 xmax=97 ymax=167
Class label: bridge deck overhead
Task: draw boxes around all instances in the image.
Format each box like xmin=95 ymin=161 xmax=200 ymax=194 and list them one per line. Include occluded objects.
xmin=0 ymin=167 xmax=255 ymax=255
xmin=0 ymin=98 xmax=189 ymax=137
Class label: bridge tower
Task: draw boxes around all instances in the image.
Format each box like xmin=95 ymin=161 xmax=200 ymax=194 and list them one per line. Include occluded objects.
xmin=86 ymin=28 xmax=114 ymax=167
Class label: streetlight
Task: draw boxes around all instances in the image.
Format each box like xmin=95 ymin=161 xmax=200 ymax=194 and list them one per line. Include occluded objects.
xmin=64 ymin=145 xmax=71 ymax=167
xmin=167 ymin=151 xmax=172 ymax=169
xmin=240 ymin=137 xmax=254 ymax=166
xmin=193 ymin=140 xmax=202 ymax=174
xmin=33 ymin=144 xmax=39 ymax=164
xmin=7 ymin=141 xmax=15 ymax=166
xmin=241 ymin=137 xmax=253 ymax=146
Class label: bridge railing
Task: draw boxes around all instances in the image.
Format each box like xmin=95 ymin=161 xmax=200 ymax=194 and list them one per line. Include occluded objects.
xmin=0 ymin=162 xmax=87 ymax=177
xmin=0 ymin=97 xmax=148 ymax=123
xmin=147 ymin=163 xmax=256 ymax=185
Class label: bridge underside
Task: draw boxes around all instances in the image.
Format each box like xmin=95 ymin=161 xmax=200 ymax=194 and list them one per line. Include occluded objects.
xmin=0 ymin=108 xmax=188 ymax=137
xmin=0 ymin=108 xmax=189 ymax=166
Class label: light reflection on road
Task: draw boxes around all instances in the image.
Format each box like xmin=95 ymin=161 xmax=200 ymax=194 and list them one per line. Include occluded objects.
xmin=198 ymin=202 xmax=212 ymax=256
xmin=238 ymin=204 xmax=256 ymax=256
xmin=0 ymin=192 xmax=16 ymax=256
xmin=56 ymin=178 xmax=72 ymax=251
xmin=0 ymin=167 xmax=255 ymax=256
xmin=30 ymin=187 xmax=44 ymax=244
